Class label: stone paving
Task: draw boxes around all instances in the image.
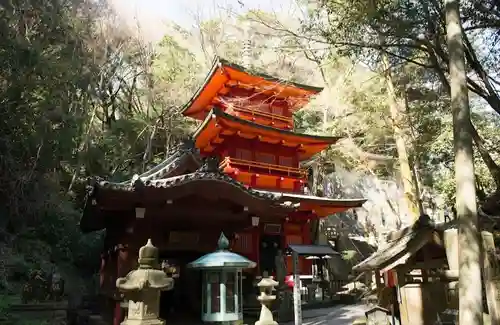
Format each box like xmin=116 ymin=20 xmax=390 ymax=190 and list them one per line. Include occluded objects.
xmin=284 ymin=304 xmax=368 ymax=325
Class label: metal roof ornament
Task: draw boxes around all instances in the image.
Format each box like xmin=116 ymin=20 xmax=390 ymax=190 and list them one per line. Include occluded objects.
xmin=217 ymin=232 xmax=230 ymax=250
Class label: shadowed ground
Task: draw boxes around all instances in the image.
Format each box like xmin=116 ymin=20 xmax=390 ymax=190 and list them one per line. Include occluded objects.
xmin=283 ymin=304 xmax=368 ymax=325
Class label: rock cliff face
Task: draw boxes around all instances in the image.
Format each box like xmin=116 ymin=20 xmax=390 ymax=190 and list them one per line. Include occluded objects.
xmin=318 ymin=165 xmax=446 ymax=249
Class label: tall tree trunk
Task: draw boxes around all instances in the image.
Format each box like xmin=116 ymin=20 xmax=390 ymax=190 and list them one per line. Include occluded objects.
xmin=411 ymin=159 xmax=425 ymax=215
xmin=380 ymin=50 xmax=420 ymax=221
xmin=445 ymin=1 xmax=483 ymax=324
xmin=405 ymin=90 xmax=425 ymax=215
xmin=68 ymin=96 xmax=95 ymax=194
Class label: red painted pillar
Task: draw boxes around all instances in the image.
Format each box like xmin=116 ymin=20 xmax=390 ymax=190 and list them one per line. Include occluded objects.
xmin=113 ymin=303 xmax=122 ymax=325
xmin=253 ymin=226 xmax=260 ymax=274
xmin=113 ymin=244 xmax=129 ymax=325
xmin=302 ymin=221 xmax=311 ymax=244
xmin=99 ymin=253 xmax=106 ymax=289
xmin=302 ymin=221 xmax=312 ymax=274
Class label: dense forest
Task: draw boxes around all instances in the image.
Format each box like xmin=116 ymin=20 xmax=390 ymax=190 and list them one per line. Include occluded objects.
xmin=0 ymin=0 xmax=499 ymax=311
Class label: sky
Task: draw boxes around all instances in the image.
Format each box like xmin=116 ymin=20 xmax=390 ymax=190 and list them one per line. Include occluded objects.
xmin=110 ymin=0 xmax=297 ymax=41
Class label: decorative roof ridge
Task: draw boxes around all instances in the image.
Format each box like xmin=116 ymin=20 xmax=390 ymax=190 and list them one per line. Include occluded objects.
xmin=88 ymin=168 xmax=278 ymax=202
xmin=84 ymin=141 xmax=202 ymax=196
xmin=255 ymin=189 xmax=367 ymax=203
xmin=193 ymin=107 xmax=342 ymax=143
xmin=125 ymin=140 xmax=200 ymax=184
xmin=181 ymin=56 xmax=323 ymax=116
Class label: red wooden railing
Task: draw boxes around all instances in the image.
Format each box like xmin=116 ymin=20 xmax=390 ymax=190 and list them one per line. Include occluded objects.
xmin=220 ymin=157 xmax=307 ymax=178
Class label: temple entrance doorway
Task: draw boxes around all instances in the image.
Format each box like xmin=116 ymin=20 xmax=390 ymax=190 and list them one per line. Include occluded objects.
xmin=259 ymin=234 xmax=282 ymax=275
xmin=158 ymin=250 xmax=203 ymax=321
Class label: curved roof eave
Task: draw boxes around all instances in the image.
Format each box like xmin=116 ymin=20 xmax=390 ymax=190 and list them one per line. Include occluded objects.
xmin=79 ymin=170 xmax=290 ymax=233
xmin=94 ymin=171 xmax=279 ymax=202
xmin=119 ymin=141 xmax=201 ymax=184
xmin=193 ymin=107 xmax=341 ymax=144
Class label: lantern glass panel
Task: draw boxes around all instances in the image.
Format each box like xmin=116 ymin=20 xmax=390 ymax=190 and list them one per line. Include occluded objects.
xmin=235 ymin=271 xmax=240 ymax=313
xmin=225 ymin=271 xmax=236 ymax=313
xmin=202 ymin=273 xmax=208 ymax=314
xmin=209 ymin=272 xmax=220 ymax=313
xmin=239 ymin=271 xmax=243 ymax=313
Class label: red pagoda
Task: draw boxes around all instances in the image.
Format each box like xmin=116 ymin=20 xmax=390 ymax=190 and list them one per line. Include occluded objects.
xmin=80 ymin=57 xmax=366 ymax=324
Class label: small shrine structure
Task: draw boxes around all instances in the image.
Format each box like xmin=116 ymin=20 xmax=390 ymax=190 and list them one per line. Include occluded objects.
xmin=353 ymin=216 xmax=458 ymax=325
xmin=80 ymin=57 xmax=366 ymax=324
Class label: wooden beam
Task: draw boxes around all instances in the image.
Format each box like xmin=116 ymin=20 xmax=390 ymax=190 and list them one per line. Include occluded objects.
xmin=401 ymin=258 xmax=447 ymax=271
xmin=217 ymin=132 xmax=303 ymax=148
xmin=433 ymin=270 xmax=459 ymax=282
xmin=224 ymin=81 xmax=291 ymax=100
xmin=98 ymin=192 xmax=289 ymax=218
xmin=100 ymin=204 xmax=244 ymax=216
xmin=150 ymin=218 xmax=249 ymax=231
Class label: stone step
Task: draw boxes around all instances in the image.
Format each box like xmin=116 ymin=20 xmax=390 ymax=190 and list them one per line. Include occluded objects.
xmin=88 ymin=314 xmax=107 ymax=325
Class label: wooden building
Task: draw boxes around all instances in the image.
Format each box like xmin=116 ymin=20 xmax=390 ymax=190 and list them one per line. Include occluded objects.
xmin=80 ymin=57 xmax=366 ymax=324
xmin=353 ymin=216 xmax=460 ymax=325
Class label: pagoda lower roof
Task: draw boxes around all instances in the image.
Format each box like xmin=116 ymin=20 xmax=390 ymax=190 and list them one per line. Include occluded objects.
xmin=255 ymin=190 xmax=367 ymax=217
xmin=80 ymin=168 xmax=291 ymax=233
xmin=80 ymin=144 xmax=366 ymax=232
xmin=194 ymin=108 xmax=341 ymax=160
xmin=182 ymin=57 xmax=323 ymax=119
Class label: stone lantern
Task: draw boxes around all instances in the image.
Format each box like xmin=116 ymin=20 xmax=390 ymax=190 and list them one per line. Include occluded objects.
xmin=255 ymin=276 xmax=279 ymax=325
xmin=116 ymin=239 xmax=174 ymax=325
xmin=188 ymin=232 xmax=256 ymax=323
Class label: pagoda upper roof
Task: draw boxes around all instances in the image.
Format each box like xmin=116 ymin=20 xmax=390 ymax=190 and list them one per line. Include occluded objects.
xmin=182 ymin=56 xmax=323 ymax=120
xmin=193 ymin=108 xmax=341 ymax=160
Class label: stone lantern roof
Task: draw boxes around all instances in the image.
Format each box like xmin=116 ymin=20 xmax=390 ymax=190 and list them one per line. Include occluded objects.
xmin=188 ymin=233 xmax=257 ymax=270
xmin=116 ymin=239 xmax=174 ymax=291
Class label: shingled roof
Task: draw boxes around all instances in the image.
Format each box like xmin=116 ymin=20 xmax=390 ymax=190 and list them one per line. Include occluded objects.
xmin=122 ymin=140 xmax=201 ymax=183
xmin=80 ymin=152 xmax=286 ymax=232
xmin=88 ymin=170 xmax=277 ymax=202
xmin=482 ymin=188 xmax=500 ymax=217
xmin=353 ymin=216 xmax=454 ymax=273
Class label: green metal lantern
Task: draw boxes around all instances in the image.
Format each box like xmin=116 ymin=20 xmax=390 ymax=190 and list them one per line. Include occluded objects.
xmin=188 ymin=233 xmax=256 ymax=323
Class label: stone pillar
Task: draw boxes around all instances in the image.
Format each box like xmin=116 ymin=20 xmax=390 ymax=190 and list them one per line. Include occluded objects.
xmin=443 ymin=229 xmax=459 ymax=308
xmin=256 ymin=276 xmax=279 ymax=325
xmin=276 ymin=250 xmax=293 ymax=322
xmin=117 ymin=244 xmax=130 ymax=277
xmin=292 ymin=251 xmax=302 ymax=325
xmin=111 ymin=247 xmax=122 ymax=325
xmin=482 ymin=231 xmax=500 ymax=325
xmin=114 ymin=243 xmax=130 ymax=325
xmin=443 ymin=229 xmax=459 ymax=271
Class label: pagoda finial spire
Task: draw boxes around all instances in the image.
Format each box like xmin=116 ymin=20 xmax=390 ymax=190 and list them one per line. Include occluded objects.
xmin=242 ymin=20 xmax=252 ymax=69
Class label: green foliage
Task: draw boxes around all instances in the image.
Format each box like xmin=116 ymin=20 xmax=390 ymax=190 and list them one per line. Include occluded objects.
xmin=295 ymin=0 xmax=500 ymax=210
xmin=341 ymin=250 xmax=358 ymax=262
xmin=0 ymin=0 xmax=198 ymax=304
